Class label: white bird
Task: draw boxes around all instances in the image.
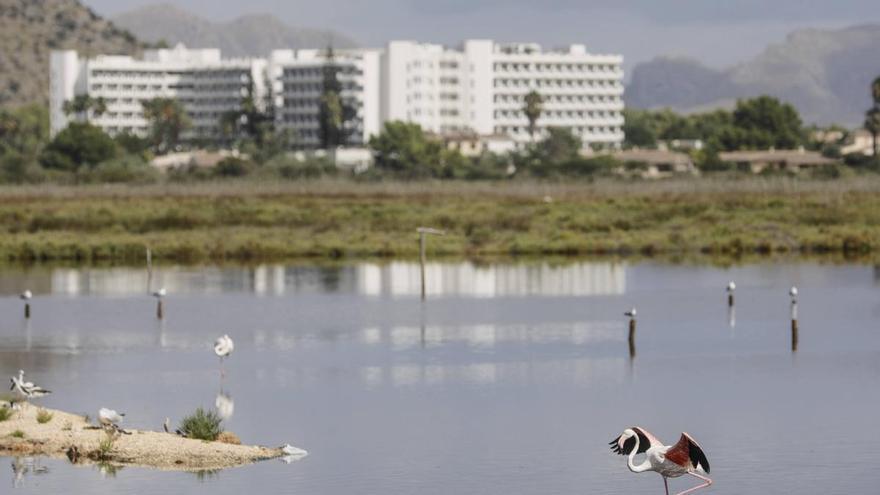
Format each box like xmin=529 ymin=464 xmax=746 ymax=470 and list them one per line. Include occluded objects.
xmin=611 ymin=427 xmax=712 ymax=495
xmin=789 ymin=286 xmax=798 ymax=299
xmin=215 ymin=392 xmax=234 ymax=420
xmin=726 ymin=281 xmax=736 ymax=292
xmin=19 ymin=290 xmax=32 ymax=300
xmin=624 ymin=307 xmax=637 ymax=318
xmin=10 ymin=370 xmax=51 ymax=402
xmin=152 ymin=287 xmax=167 ymax=298
xmin=98 ymin=408 xmax=125 ymax=428
xmin=281 ymin=444 xmax=308 ymax=457
xmin=214 ymin=334 xmax=234 ymax=376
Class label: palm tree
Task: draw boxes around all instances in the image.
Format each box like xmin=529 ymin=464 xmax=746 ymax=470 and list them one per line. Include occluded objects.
xmin=523 ymin=90 xmax=544 ymax=142
xmin=871 ymin=76 xmax=880 ymax=107
xmin=63 ymin=95 xmax=108 ymax=119
xmin=141 ymin=97 xmax=192 ymax=154
xmin=866 ymin=107 xmax=880 ymax=157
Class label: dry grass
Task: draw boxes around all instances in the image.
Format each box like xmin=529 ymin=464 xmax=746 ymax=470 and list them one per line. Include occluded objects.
xmin=0 ymin=177 xmax=879 ymax=262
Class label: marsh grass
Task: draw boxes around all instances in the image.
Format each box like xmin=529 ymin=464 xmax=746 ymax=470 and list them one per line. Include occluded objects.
xmin=96 ymin=432 xmax=115 ymax=461
xmin=1 ymin=178 xmax=880 ymax=262
xmin=178 ymin=408 xmax=222 ymax=441
xmin=0 ymin=407 xmax=11 ymax=422
xmin=36 ymin=409 xmax=53 ymax=424
xmin=10 ymin=430 xmax=25 ymax=438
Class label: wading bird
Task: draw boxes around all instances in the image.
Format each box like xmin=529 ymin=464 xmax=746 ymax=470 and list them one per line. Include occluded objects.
xmin=624 ymin=307 xmax=637 ymax=318
xmin=10 ymin=370 xmax=51 ymax=405
xmin=152 ymin=287 xmax=167 ymax=299
xmin=610 ymin=427 xmax=712 ymax=495
xmin=726 ymin=281 xmax=735 ymax=293
xmin=789 ymin=286 xmax=798 ymax=302
xmin=214 ymin=334 xmax=234 ymax=376
xmin=19 ymin=290 xmax=32 ymax=301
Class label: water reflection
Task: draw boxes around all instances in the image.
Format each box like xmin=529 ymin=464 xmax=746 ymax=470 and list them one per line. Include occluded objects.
xmin=0 ymin=262 xmax=626 ymax=298
xmin=10 ymin=457 xmax=49 ymax=488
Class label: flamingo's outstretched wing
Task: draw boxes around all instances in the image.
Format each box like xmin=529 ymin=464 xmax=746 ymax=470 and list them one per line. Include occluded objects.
xmin=609 ymin=426 xmax=663 ymax=455
xmin=665 ymin=432 xmax=710 ymax=474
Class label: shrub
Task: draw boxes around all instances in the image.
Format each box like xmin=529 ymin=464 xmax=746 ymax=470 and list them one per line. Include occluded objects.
xmin=178 ymin=407 xmax=222 ymax=441
xmin=214 ymin=157 xmax=254 ymax=178
xmin=36 ymin=409 xmax=53 ymax=424
xmin=0 ymin=407 xmax=11 ymax=422
xmin=83 ymin=155 xmax=160 ymax=184
xmin=10 ymin=430 xmax=25 ymax=438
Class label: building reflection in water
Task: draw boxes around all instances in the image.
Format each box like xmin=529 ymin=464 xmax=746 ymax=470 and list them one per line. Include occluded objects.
xmin=0 ymin=261 xmax=626 ymax=298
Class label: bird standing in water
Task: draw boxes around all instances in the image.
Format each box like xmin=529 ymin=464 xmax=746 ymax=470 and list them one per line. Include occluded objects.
xmin=214 ymin=334 xmax=234 ymax=377
xmin=610 ymin=426 xmax=712 ymax=495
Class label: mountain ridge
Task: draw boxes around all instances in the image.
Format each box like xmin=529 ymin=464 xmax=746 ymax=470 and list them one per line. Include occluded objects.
xmin=112 ymin=3 xmax=357 ymax=57
xmin=626 ymin=24 xmax=880 ymax=125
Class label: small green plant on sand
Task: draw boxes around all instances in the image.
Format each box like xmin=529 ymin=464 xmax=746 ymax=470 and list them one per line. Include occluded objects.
xmin=178 ymin=407 xmax=222 ymax=441
xmin=10 ymin=430 xmax=25 ymax=438
xmin=97 ymin=432 xmax=115 ymax=460
xmin=0 ymin=407 xmax=11 ymax=422
xmin=36 ymin=409 xmax=53 ymax=424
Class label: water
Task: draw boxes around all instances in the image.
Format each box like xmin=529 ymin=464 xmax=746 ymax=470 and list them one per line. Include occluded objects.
xmin=1 ymin=260 xmax=879 ymax=494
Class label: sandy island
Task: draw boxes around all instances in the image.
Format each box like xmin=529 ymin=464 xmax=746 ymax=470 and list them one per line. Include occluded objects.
xmin=0 ymin=405 xmax=302 ymax=471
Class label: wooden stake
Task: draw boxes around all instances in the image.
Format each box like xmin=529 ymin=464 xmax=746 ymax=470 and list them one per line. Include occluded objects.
xmin=791 ymin=318 xmax=799 ymax=352
xmin=24 ymin=303 xmax=30 ymax=319
xmin=628 ymin=318 xmax=636 ymax=358
xmin=157 ymin=299 xmax=164 ymax=320
xmin=728 ymin=294 xmax=734 ymax=307
xmin=416 ymin=227 xmax=445 ymax=301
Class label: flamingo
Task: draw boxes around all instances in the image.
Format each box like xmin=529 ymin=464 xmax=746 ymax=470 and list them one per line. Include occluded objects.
xmin=610 ymin=426 xmax=712 ymax=495
xmin=624 ymin=307 xmax=637 ymax=318
xmin=214 ymin=334 xmax=234 ymax=376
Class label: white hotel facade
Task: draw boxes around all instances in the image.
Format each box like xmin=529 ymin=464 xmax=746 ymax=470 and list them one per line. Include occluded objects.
xmin=51 ymin=40 xmax=623 ymax=149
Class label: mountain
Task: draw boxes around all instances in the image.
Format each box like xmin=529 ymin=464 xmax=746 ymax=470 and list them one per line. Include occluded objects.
xmin=113 ymin=3 xmax=357 ymax=57
xmin=0 ymin=0 xmax=140 ymax=108
xmin=626 ymin=24 xmax=880 ymax=125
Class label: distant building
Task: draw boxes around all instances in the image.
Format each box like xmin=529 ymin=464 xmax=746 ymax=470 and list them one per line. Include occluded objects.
xmin=610 ymin=149 xmax=698 ymax=178
xmin=719 ymin=149 xmax=836 ymax=173
xmin=840 ymin=129 xmax=876 ymax=156
xmin=269 ymin=49 xmax=381 ymax=148
xmin=439 ymin=132 xmax=518 ymax=157
xmin=51 ymin=40 xmax=624 ymax=150
xmin=383 ymin=40 xmax=624 ymax=149
xmin=50 ymin=44 xmax=268 ymax=139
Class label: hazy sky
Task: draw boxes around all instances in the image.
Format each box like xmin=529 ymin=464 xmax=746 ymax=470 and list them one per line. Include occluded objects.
xmin=83 ymin=0 xmax=877 ymax=70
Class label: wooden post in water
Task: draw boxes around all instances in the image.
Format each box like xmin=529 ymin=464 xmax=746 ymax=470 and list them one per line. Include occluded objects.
xmin=24 ymin=303 xmax=30 ymax=319
xmin=628 ymin=318 xmax=636 ymax=359
xmin=157 ymin=299 xmax=164 ymax=320
xmin=790 ymin=301 xmax=798 ymax=352
xmin=416 ymin=227 xmax=445 ymax=301
xmin=728 ymin=293 xmax=734 ymax=307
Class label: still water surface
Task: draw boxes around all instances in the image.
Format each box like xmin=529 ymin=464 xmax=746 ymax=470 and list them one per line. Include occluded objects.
xmin=1 ymin=261 xmax=879 ymax=494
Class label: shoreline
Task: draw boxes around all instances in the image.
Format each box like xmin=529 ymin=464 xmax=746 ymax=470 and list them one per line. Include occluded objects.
xmin=0 ymin=405 xmax=301 ymax=472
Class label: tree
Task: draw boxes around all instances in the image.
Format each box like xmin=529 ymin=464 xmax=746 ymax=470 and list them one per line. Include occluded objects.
xmin=622 ymin=109 xmax=658 ymax=148
xmin=871 ymin=76 xmax=880 ymax=107
xmin=63 ymin=95 xmax=108 ymax=119
xmin=318 ymin=46 xmax=357 ymax=149
xmin=40 ymin=122 xmax=117 ymax=171
xmin=369 ymin=121 xmax=454 ymax=178
xmin=523 ymin=90 xmax=544 ymax=141
xmin=865 ymin=107 xmax=880 ymax=158
xmin=729 ymin=96 xmax=804 ymax=150
xmin=142 ymin=97 xmax=191 ymax=154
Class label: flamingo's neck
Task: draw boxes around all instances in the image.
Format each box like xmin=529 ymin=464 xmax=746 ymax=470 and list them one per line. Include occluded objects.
xmin=627 ymin=436 xmax=651 ymax=473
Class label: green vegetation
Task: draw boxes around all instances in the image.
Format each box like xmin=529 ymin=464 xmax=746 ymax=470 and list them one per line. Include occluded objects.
xmin=178 ymin=408 xmax=223 ymax=441
xmin=36 ymin=409 xmax=54 ymax=424
xmin=0 ymin=179 xmax=879 ymax=263
xmin=142 ymin=97 xmax=192 ymax=153
xmin=10 ymin=430 xmax=25 ymax=439
xmin=0 ymin=407 xmax=11 ymax=422
xmin=97 ymin=432 xmax=115 ymax=460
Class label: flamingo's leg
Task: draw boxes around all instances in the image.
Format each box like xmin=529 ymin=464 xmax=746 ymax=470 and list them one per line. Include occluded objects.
xmin=664 ymin=476 xmax=670 ymax=495
xmin=672 ymin=472 xmax=712 ymax=495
